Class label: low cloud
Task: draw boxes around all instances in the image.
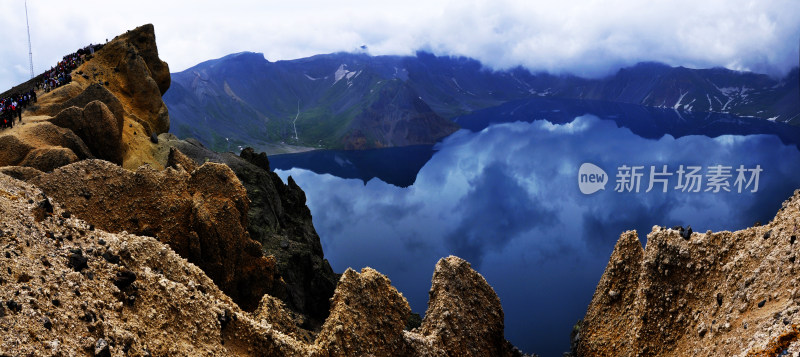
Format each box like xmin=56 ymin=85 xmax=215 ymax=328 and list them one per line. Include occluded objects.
xmin=2 ymin=1 xmax=797 ymax=92
xmin=426 ymin=0 xmax=800 ymax=78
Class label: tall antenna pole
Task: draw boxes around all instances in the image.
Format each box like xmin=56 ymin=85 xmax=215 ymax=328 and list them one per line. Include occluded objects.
xmin=25 ymin=0 xmax=34 ymax=79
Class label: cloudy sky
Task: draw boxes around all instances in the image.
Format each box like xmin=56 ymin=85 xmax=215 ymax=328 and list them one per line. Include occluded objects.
xmin=1 ymin=0 xmax=799 ymax=91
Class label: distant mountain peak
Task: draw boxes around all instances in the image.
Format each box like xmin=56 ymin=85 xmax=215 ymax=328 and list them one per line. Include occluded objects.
xmin=220 ymin=51 xmax=268 ymax=64
xmin=164 ymin=51 xmax=800 ymax=153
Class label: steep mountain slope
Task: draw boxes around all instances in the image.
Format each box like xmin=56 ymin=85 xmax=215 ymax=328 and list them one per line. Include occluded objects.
xmin=164 ymin=52 xmax=799 ymax=153
xmin=0 ymin=23 xmax=337 ymax=325
xmin=164 ymin=52 xmax=460 ymax=151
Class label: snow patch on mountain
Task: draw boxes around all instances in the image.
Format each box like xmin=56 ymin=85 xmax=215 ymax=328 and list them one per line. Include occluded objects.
xmin=451 ymin=78 xmax=475 ymax=96
xmin=333 ymin=64 xmax=361 ymax=86
xmin=674 ymin=90 xmax=688 ymax=110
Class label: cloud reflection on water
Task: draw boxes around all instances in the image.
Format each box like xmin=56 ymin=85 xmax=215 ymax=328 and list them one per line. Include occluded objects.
xmin=276 ymin=114 xmax=800 ymax=356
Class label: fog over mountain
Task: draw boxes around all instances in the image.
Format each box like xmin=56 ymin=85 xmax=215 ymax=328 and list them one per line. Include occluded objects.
xmin=2 ymin=0 xmax=799 ymax=91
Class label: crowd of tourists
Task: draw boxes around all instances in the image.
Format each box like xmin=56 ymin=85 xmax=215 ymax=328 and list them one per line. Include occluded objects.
xmin=0 ymin=43 xmax=103 ymax=130
xmin=39 ymin=43 xmax=103 ymax=93
xmin=0 ymin=90 xmax=35 ymax=129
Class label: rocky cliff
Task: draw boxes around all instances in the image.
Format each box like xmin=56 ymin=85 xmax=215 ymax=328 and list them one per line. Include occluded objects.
xmin=0 ymin=24 xmax=523 ymax=356
xmin=0 ymin=173 xmax=521 ymax=356
xmin=0 ymin=24 xmax=288 ymax=316
xmin=21 ymin=24 xmax=171 ymax=170
xmin=575 ymin=190 xmax=800 ymax=356
xmin=156 ymin=136 xmax=339 ymax=325
xmin=25 ymin=159 xmax=283 ymax=312
xmin=0 ymin=23 xmax=335 ymax=322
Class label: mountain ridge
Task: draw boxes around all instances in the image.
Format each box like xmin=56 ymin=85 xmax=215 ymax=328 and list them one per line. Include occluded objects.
xmin=164 ymin=51 xmax=800 ymax=153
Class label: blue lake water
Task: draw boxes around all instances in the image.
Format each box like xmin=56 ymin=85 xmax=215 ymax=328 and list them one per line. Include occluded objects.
xmin=271 ymin=98 xmax=800 ymax=356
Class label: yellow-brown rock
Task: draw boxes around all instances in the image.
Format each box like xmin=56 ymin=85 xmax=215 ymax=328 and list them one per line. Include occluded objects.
xmin=27 ymin=159 xmax=281 ymax=311
xmin=48 ymin=100 xmax=124 ymax=164
xmin=28 ymin=23 xmax=171 ymax=170
xmin=18 ymin=147 xmax=79 ymax=172
xmin=20 ymin=121 xmax=94 ymax=160
xmin=313 ymin=268 xmax=411 ymax=356
xmin=419 ymin=256 xmax=514 ymax=357
xmin=0 ymin=134 xmax=35 ymax=166
xmin=576 ymin=190 xmax=800 ymax=356
xmin=166 ymin=146 xmax=198 ymax=173
xmin=0 ymin=165 xmax=43 ymax=181
xmin=0 ymin=172 xmax=307 ymax=356
xmin=0 ymin=121 xmax=94 ymax=172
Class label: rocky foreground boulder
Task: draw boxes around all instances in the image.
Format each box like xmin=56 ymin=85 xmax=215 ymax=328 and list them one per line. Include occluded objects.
xmin=0 ymin=172 xmax=520 ymax=356
xmin=576 ymin=190 xmax=800 ymax=356
xmin=0 ymin=173 xmax=305 ymax=355
xmin=16 ymin=159 xmax=281 ymax=312
xmin=420 ymin=256 xmax=512 ymax=356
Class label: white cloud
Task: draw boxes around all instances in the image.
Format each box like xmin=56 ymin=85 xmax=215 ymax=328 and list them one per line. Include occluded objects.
xmin=1 ymin=0 xmax=798 ymax=92
xmin=535 ymin=115 xmax=594 ymax=133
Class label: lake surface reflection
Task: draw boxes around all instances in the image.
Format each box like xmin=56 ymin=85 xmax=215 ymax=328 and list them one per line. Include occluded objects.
xmin=271 ymin=98 xmax=800 ymax=356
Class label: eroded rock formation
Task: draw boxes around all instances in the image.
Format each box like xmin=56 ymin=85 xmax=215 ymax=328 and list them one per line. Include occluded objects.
xmin=2 ymin=20 xmax=337 ymax=328
xmin=309 ymin=257 xmax=519 ymax=356
xmin=48 ymin=100 xmax=124 ymax=164
xmin=21 ymin=159 xmax=281 ymax=312
xmin=0 ymin=172 xmax=520 ymax=356
xmin=0 ymin=23 xmax=524 ymax=356
xmin=0 ymin=174 xmax=306 ymax=355
xmin=313 ymin=268 xmax=411 ymax=356
xmin=23 ymin=23 xmax=171 ymax=170
xmin=576 ymin=190 xmax=800 ymax=356
xmin=421 ymin=256 xmax=514 ymax=356
xmin=159 ymin=136 xmax=339 ymax=325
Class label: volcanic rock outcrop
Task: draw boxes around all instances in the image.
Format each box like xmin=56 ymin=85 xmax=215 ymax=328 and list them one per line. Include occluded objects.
xmin=17 ymin=23 xmax=171 ymax=170
xmin=3 ymin=20 xmax=337 ymax=325
xmin=0 ymin=23 xmax=525 ymax=356
xmin=313 ymin=267 xmax=412 ymax=356
xmin=20 ymin=159 xmax=281 ymax=311
xmin=48 ymin=100 xmax=124 ymax=164
xmin=420 ymin=256 xmax=513 ymax=356
xmin=158 ymin=137 xmax=338 ymax=324
xmin=310 ymin=257 xmax=518 ymax=356
xmin=0 ymin=173 xmax=306 ymax=355
xmin=0 ymin=120 xmax=93 ymax=171
xmin=576 ymin=190 xmax=800 ymax=356
xmin=0 ymin=172 xmax=520 ymax=356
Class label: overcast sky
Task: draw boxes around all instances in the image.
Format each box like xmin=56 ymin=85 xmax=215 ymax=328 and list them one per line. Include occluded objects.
xmin=1 ymin=0 xmax=799 ymax=91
